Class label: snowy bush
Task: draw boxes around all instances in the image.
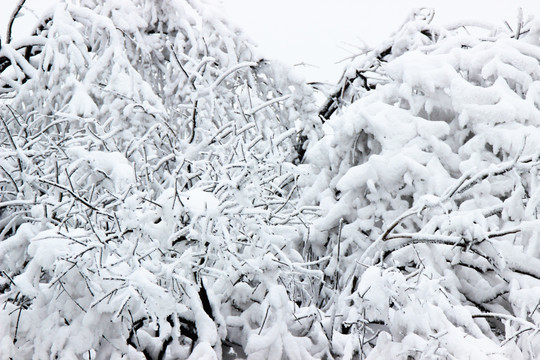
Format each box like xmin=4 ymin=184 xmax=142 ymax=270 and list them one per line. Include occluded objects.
xmin=0 ymin=0 xmax=324 ymax=358
xmin=306 ymin=8 xmax=540 ymax=359
xmin=2 ymin=1 xmax=540 ymax=359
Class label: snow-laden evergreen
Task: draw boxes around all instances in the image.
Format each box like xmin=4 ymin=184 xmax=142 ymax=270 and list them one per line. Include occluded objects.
xmin=0 ymin=2 xmax=540 ymax=359
xmin=307 ymin=8 xmax=540 ymax=359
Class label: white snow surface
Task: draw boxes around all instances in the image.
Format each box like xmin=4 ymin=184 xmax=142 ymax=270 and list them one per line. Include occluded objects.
xmin=67 ymin=147 xmax=135 ymax=192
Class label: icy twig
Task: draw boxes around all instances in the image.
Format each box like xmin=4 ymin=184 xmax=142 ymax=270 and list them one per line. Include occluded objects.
xmin=0 ymin=164 xmax=19 ymax=192
xmin=38 ymin=178 xmax=112 ymax=219
xmin=515 ymin=8 xmax=523 ymax=40
xmin=245 ymin=94 xmax=291 ymax=116
xmin=258 ymin=305 xmax=271 ymax=335
xmin=199 ymin=61 xmax=257 ymax=96
xmin=0 ymin=198 xmax=38 ymax=210
xmin=58 ymin=281 xmax=87 ymax=313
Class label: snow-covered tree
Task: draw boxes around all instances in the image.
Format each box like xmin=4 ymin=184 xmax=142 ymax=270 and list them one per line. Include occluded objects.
xmin=305 ymin=8 xmax=540 ymax=359
xmin=0 ymin=0 xmax=324 ymax=358
xmin=2 ymin=1 xmax=540 ymax=359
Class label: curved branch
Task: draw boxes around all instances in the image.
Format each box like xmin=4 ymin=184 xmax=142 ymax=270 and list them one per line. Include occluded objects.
xmin=472 ymin=312 xmax=536 ymax=329
xmin=0 ymin=39 xmax=44 ymax=92
xmin=0 ymin=15 xmax=51 ymax=93
xmin=6 ymin=0 xmax=27 ymax=44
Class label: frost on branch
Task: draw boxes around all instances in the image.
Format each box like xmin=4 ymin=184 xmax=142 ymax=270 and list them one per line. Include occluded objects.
xmin=305 ymin=8 xmax=540 ymax=359
xmin=0 ymin=0 xmax=323 ymax=358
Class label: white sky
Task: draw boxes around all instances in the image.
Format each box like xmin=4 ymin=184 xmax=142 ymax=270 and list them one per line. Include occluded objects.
xmin=223 ymin=0 xmax=540 ymax=83
xmin=3 ymin=0 xmax=540 ymax=83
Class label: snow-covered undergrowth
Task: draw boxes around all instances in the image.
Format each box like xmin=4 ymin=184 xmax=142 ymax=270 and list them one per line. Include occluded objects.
xmin=0 ymin=2 xmax=539 ymax=359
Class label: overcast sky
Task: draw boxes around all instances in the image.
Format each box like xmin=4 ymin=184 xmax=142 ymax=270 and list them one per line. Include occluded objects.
xmin=3 ymin=0 xmax=540 ymax=83
xmin=223 ymin=0 xmax=540 ymax=82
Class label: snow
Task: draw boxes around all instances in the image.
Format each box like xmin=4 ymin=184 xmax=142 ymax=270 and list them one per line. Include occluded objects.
xmin=66 ymin=147 xmax=135 ymax=192
xmin=0 ymin=223 xmax=37 ymax=271
xmin=1 ymin=0 xmax=540 ymax=359
xmin=180 ymin=188 xmax=220 ymax=217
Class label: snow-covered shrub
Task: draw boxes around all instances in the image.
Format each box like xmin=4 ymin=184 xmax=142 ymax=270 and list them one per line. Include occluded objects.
xmin=305 ymin=8 xmax=540 ymax=359
xmin=0 ymin=0 xmax=324 ymax=358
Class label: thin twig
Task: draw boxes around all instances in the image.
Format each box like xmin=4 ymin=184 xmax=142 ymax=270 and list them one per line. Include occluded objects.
xmin=0 ymin=164 xmax=19 ymax=192
xmin=13 ymin=306 xmax=22 ymax=343
xmin=39 ymin=178 xmax=97 ymax=212
xmin=258 ymin=305 xmax=271 ymax=335
xmin=58 ymin=281 xmax=87 ymax=312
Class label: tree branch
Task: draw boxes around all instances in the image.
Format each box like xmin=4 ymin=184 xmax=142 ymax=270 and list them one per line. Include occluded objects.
xmin=6 ymin=0 xmax=26 ymax=44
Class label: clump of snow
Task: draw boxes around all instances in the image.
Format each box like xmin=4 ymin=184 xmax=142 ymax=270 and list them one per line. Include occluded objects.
xmin=67 ymin=147 xmax=135 ymax=192
xmin=180 ymin=188 xmax=220 ymax=217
